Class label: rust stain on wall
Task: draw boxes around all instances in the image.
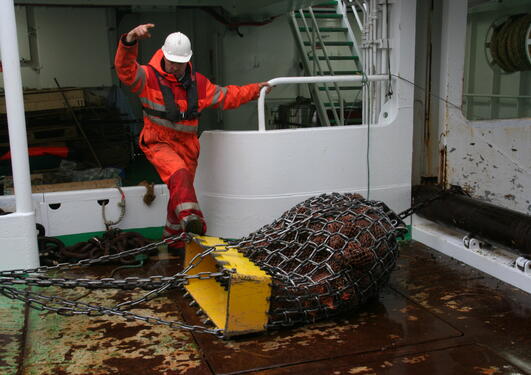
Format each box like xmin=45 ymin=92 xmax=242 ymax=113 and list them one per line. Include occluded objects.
xmin=440 ymin=146 xmax=448 ymax=186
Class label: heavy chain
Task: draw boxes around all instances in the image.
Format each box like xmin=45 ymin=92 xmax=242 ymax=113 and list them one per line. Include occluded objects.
xmin=0 ymin=286 xmax=223 ymax=337
xmin=1 ymin=233 xmax=186 ymax=287
xmin=0 ymin=232 xmax=232 ymax=337
xmin=397 ymin=186 xmax=461 ymax=220
xmin=0 ymin=235 xmax=228 ymax=290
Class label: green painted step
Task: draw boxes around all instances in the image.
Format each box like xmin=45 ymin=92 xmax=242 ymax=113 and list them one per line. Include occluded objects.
xmin=299 ymin=27 xmax=348 ymax=32
xmin=319 ymin=86 xmax=361 ymax=90
xmin=304 ymin=41 xmax=353 ymax=46
xmin=310 ymin=8 xmax=338 ymax=12
xmin=309 ymin=55 xmax=359 ymax=60
xmin=314 ymin=1 xmax=338 ymax=5
xmin=295 ymin=13 xmax=343 ymax=18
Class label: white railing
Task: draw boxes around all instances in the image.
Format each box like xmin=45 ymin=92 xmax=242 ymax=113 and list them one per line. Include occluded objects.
xmin=257 ymin=75 xmax=389 ymax=131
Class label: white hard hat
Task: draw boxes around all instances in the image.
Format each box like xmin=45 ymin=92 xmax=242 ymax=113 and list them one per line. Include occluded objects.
xmin=161 ymin=32 xmax=193 ymax=63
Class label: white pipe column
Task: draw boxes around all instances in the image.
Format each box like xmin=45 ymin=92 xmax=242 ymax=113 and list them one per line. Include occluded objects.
xmin=0 ymin=0 xmax=39 ymax=270
xmin=359 ymin=0 xmax=369 ymax=125
xmin=1 ymin=1 xmax=33 ymax=213
xmin=381 ymin=0 xmax=388 ymax=105
xmin=370 ymin=0 xmax=377 ymax=124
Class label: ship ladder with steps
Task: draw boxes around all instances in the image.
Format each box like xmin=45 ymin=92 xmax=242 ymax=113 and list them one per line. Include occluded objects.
xmin=291 ymin=0 xmax=391 ymax=126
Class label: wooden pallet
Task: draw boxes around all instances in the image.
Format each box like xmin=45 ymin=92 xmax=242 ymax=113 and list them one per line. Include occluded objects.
xmin=0 ymin=124 xmax=79 ymax=148
xmin=0 ymin=88 xmax=85 ymax=114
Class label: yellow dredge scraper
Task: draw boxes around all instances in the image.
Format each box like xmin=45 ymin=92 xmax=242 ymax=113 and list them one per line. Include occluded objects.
xmin=184 ymin=236 xmax=272 ymax=338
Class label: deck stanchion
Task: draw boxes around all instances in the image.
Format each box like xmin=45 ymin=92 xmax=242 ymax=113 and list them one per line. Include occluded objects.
xmin=0 ymin=0 xmax=40 ymax=269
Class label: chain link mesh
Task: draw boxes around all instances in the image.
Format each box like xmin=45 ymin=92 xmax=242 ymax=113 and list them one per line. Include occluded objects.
xmin=231 ymin=193 xmax=407 ymax=328
xmin=0 ymin=233 xmax=229 ymax=337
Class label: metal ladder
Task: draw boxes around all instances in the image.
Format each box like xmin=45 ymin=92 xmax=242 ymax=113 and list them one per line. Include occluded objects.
xmin=290 ymin=0 xmax=364 ymax=126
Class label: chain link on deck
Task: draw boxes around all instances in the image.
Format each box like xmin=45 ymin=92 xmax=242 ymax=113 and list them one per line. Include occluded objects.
xmin=0 ymin=286 xmax=224 ymax=337
xmin=397 ymin=185 xmax=462 ymax=220
xmin=0 ymin=232 xmax=230 ymax=337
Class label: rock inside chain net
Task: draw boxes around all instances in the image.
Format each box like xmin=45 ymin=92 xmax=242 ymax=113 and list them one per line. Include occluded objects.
xmin=231 ymin=192 xmax=408 ymax=328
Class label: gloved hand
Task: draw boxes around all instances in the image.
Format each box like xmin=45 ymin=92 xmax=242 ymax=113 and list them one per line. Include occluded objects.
xmin=126 ymin=24 xmax=155 ymax=43
xmin=258 ymin=82 xmax=273 ymax=94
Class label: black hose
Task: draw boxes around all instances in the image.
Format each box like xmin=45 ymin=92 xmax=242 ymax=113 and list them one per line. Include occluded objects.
xmin=413 ymin=185 xmax=531 ymax=255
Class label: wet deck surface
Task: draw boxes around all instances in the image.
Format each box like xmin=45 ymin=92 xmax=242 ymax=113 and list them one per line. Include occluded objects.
xmin=1 ymin=241 xmax=530 ymax=374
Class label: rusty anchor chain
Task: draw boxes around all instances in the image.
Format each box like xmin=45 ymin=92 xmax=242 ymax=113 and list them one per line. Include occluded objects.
xmin=396 ymin=185 xmax=464 ymax=221
xmin=38 ymin=227 xmax=154 ymax=266
xmin=0 ymin=233 xmax=232 ymax=337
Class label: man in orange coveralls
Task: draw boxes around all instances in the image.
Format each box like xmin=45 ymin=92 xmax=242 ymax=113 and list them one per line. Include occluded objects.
xmin=115 ymin=24 xmax=271 ymax=252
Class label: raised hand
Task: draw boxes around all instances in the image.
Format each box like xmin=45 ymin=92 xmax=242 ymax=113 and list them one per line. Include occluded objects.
xmin=125 ymin=24 xmax=155 ymax=43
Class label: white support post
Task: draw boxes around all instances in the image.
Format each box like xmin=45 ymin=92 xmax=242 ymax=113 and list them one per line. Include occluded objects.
xmin=0 ymin=0 xmax=40 ymax=270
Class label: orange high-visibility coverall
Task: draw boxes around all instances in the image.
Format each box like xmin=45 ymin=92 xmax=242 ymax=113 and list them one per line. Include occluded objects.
xmin=115 ymin=36 xmax=260 ymax=247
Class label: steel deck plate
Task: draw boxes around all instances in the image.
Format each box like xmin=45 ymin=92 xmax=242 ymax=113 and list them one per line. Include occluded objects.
xmin=178 ymin=287 xmax=462 ymax=374
xmin=250 ymin=344 xmax=525 ymax=374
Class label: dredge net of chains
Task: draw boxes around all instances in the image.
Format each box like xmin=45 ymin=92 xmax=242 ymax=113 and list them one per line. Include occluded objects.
xmin=231 ymin=192 xmax=408 ymax=328
xmin=0 ymin=193 xmax=407 ymax=336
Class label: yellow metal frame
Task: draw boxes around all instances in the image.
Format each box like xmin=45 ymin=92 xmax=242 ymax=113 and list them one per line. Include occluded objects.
xmin=184 ymin=236 xmax=271 ymax=338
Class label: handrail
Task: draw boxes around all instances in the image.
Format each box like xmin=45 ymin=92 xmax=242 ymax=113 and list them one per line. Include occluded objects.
xmin=257 ymin=75 xmax=388 ymax=131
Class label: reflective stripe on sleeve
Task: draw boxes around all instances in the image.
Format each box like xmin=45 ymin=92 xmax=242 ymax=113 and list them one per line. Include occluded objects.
xmin=132 ymin=67 xmax=147 ymax=93
xmin=211 ymin=85 xmax=228 ymax=106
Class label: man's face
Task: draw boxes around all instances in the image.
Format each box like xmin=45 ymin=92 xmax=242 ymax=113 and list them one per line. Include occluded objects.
xmin=163 ymin=57 xmax=187 ymax=77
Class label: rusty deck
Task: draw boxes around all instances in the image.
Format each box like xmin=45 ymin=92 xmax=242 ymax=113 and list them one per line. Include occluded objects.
xmin=1 ymin=241 xmax=530 ymax=375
